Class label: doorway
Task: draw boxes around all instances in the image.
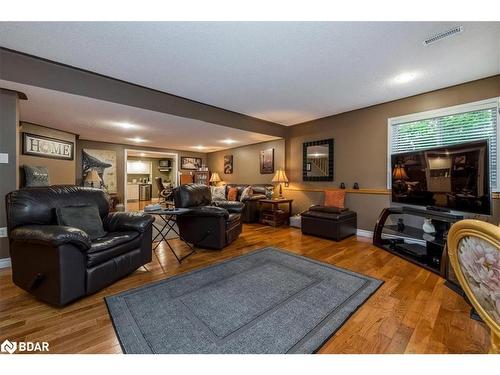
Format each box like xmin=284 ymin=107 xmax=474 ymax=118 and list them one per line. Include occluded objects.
xmin=124 ymin=149 xmax=178 ymax=211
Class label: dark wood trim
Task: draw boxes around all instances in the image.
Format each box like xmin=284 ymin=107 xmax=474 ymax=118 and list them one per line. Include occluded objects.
xmin=0 ymin=48 xmax=288 ymax=138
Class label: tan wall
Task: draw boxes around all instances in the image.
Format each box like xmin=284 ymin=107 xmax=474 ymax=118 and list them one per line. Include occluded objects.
xmin=76 ymin=139 xmax=206 ymax=202
xmin=207 ymin=139 xmax=285 ymax=185
xmin=286 ymin=75 xmax=500 ymax=230
xmin=18 ymin=122 xmax=76 ymax=186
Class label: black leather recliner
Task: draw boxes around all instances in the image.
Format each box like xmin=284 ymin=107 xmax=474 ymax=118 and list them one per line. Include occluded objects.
xmin=173 ymin=184 xmax=243 ymax=250
xmin=5 ymin=186 xmax=154 ymax=306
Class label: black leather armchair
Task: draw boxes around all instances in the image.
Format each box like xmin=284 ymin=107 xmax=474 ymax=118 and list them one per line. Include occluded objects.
xmin=173 ymin=184 xmax=243 ymax=250
xmin=5 ymin=186 xmax=154 ymax=306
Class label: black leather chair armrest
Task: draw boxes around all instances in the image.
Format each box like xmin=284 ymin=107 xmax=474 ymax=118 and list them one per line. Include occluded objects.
xmin=184 ymin=206 xmax=229 ymax=219
xmin=243 ymin=194 xmax=267 ymax=202
xmin=212 ymin=201 xmax=244 ymax=213
xmin=10 ymin=225 xmax=91 ymax=250
xmin=103 ymin=212 xmax=154 ymax=233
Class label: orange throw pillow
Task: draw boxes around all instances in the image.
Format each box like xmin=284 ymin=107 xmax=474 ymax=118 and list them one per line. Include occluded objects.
xmin=227 ymin=187 xmax=239 ymax=201
xmin=324 ymin=190 xmax=345 ymax=208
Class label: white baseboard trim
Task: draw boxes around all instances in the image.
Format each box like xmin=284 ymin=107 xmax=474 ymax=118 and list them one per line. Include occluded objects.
xmin=0 ymin=257 xmax=11 ymax=269
xmin=356 ymin=229 xmax=426 ymax=246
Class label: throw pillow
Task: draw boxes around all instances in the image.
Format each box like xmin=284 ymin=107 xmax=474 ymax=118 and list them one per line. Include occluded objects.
xmin=211 ymin=185 xmax=226 ymax=201
xmin=56 ymin=205 xmax=106 ymax=240
xmin=24 ymin=165 xmax=50 ymax=187
xmin=227 ymin=187 xmax=239 ymax=201
xmin=324 ymin=190 xmax=346 ymax=208
xmin=240 ymin=186 xmax=253 ymax=201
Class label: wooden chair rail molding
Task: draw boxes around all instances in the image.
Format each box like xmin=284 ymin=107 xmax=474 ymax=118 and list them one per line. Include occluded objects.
xmin=285 ymin=187 xmax=500 ymax=199
xmin=284 ymin=186 xmax=390 ymax=195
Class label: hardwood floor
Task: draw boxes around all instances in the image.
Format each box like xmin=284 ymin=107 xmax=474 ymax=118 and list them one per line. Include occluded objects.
xmin=0 ymin=224 xmax=490 ymax=354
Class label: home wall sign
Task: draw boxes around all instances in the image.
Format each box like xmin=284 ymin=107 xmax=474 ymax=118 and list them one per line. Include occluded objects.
xmin=22 ymin=133 xmax=74 ymax=161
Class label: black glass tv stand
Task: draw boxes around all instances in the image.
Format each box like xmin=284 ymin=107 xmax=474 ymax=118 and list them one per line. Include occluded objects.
xmin=373 ymin=206 xmax=463 ymax=276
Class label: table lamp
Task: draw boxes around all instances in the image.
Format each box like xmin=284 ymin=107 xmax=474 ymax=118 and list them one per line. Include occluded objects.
xmin=209 ymin=172 xmax=222 ymax=186
xmin=392 ymin=164 xmax=409 ymax=181
xmin=272 ymin=169 xmax=289 ymax=199
xmin=85 ymin=169 xmax=102 ymax=188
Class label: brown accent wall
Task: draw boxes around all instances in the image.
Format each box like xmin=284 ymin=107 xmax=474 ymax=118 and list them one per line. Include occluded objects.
xmin=207 ymin=139 xmax=285 ymax=185
xmin=286 ymin=75 xmax=500 ymax=229
xmin=18 ymin=122 xmax=76 ymax=186
xmin=76 ymin=139 xmax=206 ymax=202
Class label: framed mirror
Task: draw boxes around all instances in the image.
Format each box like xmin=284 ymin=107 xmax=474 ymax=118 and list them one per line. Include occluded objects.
xmin=303 ymin=139 xmax=334 ymax=181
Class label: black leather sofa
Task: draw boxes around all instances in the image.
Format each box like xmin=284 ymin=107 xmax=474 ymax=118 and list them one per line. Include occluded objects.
xmin=173 ymin=184 xmax=244 ymax=250
xmin=219 ymin=184 xmax=273 ymax=223
xmin=5 ymin=186 xmax=154 ymax=306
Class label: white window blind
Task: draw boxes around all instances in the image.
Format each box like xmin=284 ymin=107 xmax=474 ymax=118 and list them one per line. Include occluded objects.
xmin=390 ymin=104 xmax=498 ymax=189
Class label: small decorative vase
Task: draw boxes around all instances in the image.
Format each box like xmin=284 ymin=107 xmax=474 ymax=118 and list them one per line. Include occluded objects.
xmin=340 ymin=182 xmax=346 ymax=189
xmin=353 ymin=182 xmax=359 ymax=189
xmin=422 ymin=218 xmax=436 ymax=234
xmin=397 ymin=218 xmax=405 ymax=232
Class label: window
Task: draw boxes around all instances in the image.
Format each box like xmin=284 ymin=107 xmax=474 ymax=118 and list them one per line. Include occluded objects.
xmin=388 ymin=98 xmax=500 ymax=191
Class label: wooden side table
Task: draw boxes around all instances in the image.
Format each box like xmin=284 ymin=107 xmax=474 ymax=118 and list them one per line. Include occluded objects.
xmin=258 ymin=199 xmax=293 ymax=227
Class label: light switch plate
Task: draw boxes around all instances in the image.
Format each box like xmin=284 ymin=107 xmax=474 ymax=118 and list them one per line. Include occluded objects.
xmin=0 ymin=153 xmax=8 ymax=164
xmin=0 ymin=227 xmax=7 ymax=238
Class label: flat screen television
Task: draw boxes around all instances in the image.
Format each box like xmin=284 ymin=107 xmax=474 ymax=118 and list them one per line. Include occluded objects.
xmin=391 ymin=140 xmax=491 ymax=215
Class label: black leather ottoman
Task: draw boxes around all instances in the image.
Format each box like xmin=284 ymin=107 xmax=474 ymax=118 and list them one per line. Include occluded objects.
xmin=301 ymin=206 xmax=357 ymax=241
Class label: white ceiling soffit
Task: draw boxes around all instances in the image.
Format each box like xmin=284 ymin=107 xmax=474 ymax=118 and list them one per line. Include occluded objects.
xmin=0 ymin=80 xmax=279 ymax=152
xmin=0 ymin=22 xmax=499 ymax=125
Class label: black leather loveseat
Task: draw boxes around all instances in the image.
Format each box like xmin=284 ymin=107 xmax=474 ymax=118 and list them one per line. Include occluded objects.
xmin=219 ymin=184 xmax=273 ymax=223
xmin=5 ymin=186 xmax=154 ymax=306
xmin=173 ymin=184 xmax=244 ymax=250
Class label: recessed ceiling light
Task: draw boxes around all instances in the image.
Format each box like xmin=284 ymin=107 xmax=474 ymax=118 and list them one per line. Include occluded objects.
xmin=128 ymin=137 xmax=147 ymax=143
xmin=116 ymin=122 xmax=139 ymax=129
xmin=192 ymin=145 xmax=207 ymax=150
xmin=140 ymin=153 xmax=146 ymax=157
xmin=220 ymin=139 xmax=238 ymax=145
xmin=393 ymin=72 xmax=417 ymax=84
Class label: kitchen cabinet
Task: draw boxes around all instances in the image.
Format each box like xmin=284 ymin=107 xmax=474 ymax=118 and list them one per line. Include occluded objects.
xmin=127 ymin=184 xmax=140 ymax=201
xmin=127 ymin=160 xmax=151 ymax=174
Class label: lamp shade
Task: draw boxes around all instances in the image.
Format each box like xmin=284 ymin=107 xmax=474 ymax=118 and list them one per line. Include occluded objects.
xmin=392 ymin=165 xmax=409 ymax=180
xmin=209 ymin=172 xmax=222 ymax=183
xmin=85 ymin=169 xmax=102 ymax=185
xmin=272 ymin=169 xmax=289 ymax=183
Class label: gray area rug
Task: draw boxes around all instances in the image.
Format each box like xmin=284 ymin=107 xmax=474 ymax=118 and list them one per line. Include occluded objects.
xmin=105 ymin=247 xmax=383 ymax=354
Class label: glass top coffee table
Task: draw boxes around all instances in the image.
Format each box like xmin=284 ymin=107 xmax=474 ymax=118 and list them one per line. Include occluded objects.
xmin=145 ymin=208 xmax=196 ymax=263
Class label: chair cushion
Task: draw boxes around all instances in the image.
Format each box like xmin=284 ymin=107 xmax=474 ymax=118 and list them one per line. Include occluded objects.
xmin=87 ymin=231 xmax=140 ymax=266
xmin=56 ymin=205 xmax=106 ymax=240
xmin=324 ymin=190 xmax=346 ymax=208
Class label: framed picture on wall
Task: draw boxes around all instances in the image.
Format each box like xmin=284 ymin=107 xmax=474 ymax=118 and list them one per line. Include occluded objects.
xmin=224 ymin=155 xmax=233 ymax=174
xmin=22 ymin=132 xmax=74 ymax=160
xmin=260 ymin=148 xmax=274 ymax=174
xmin=82 ymin=149 xmax=117 ymax=193
xmin=181 ymin=157 xmax=202 ymax=170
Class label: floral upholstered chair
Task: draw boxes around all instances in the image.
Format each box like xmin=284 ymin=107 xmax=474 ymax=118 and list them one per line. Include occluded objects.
xmin=447 ymin=220 xmax=500 ymax=353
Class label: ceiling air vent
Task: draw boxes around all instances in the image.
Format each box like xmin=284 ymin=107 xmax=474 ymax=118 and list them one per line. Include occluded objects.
xmin=423 ymin=26 xmax=464 ymax=46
